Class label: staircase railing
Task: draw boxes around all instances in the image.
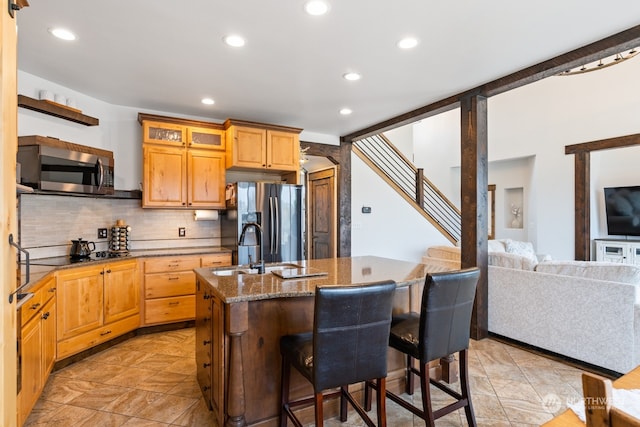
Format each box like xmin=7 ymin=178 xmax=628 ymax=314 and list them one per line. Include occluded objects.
xmin=352 ymin=134 xmax=461 ymax=244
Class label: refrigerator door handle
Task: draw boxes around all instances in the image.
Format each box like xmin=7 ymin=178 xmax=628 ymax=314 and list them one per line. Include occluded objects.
xmin=269 ymin=196 xmax=276 ymax=255
xmin=274 ymin=197 xmax=280 ymax=255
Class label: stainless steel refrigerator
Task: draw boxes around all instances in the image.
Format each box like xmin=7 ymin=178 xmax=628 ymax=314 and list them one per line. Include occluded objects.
xmin=221 ymin=182 xmax=304 ymax=265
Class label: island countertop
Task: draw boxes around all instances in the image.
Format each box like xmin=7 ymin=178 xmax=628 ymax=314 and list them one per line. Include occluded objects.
xmin=194 ymin=255 xmax=450 ymax=303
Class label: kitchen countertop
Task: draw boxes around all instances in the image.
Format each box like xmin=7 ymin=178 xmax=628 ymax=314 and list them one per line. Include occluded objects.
xmin=19 ymin=246 xmax=232 ymax=290
xmin=194 ymin=255 xmax=452 ymax=303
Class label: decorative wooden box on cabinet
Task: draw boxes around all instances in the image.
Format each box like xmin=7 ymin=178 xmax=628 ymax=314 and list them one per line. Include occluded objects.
xmin=17 ymin=274 xmax=57 ymax=427
xmin=55 ymin=259 xmax=140 ymax=360
xmin=142 ymin=253 xmax=230 ymax=326
xmin=224 ymin=119 xmax=302 ymax=182
xmin=139 ymin=113 xmax=226 ymax=209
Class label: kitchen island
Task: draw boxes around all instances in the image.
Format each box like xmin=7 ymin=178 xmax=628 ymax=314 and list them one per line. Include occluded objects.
xmin=194 ymin=256 xmax=452 ymax=427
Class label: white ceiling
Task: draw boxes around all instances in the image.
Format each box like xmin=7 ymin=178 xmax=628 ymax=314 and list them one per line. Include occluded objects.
xmin=15 ymin=1 xmax=640 ymax=139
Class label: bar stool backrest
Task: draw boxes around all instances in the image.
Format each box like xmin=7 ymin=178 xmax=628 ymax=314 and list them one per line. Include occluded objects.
xmin=313 ymin=281 xmax=397 ymax=392
xmin=419 ymin=268 xmax=480 ymax=362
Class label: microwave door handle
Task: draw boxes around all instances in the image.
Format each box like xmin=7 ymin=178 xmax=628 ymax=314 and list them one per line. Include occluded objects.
xmin=96 ymin=158 xmax=104 ymax=191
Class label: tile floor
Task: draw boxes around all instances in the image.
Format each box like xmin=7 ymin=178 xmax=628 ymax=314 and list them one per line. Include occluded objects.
xmin=24 ymin=327 xmax=597 ymax=426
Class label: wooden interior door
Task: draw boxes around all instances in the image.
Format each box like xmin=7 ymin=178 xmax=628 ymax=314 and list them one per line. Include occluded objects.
xmin=308 ymin=168 xmax=336 ymax=259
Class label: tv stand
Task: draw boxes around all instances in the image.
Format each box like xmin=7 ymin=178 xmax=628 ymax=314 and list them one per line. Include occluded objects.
xmin=595 ymin=239 xmax=640 ymax=265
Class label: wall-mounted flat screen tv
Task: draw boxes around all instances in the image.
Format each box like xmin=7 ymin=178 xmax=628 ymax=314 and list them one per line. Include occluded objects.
xmin=604 ymin=186 xmax=640 ymax=236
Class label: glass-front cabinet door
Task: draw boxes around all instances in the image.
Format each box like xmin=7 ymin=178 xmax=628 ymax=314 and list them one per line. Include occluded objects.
xmin=143 ymin=121 xmax=186 ymax=147
xmin=188 ymin=126 xmax=225 ymax=151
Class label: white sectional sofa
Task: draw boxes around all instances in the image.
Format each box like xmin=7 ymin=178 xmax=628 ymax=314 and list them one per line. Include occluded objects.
xmin=423 ymin=240 xmax=640 ymax=374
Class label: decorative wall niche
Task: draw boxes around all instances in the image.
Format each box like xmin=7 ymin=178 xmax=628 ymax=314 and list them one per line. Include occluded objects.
xmin=505 ymin=187 xmax=524 ymax=229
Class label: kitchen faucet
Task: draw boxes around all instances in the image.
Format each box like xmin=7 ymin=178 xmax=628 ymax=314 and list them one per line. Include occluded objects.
xmin=238 ymin=222 xmax=265 ymax=274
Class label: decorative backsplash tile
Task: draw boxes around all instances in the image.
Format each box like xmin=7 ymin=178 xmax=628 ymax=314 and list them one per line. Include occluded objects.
xmin=19 ymin=194 xmax=221 ymax=259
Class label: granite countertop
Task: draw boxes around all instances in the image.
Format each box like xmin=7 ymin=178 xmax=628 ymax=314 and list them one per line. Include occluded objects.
xmin=194 ymin=256 xmax=451 ymax=304
xmin=19 ymin=246 xmax=232 ymax=290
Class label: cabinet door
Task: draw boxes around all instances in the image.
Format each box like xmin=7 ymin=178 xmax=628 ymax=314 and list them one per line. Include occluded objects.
xmin=19 ymin=314 xmax=42 ymax=425
xmin=188 ymin=149 xmax=225 ymax=208
xmin=143 ymin=145 xmax=187 ymax=207
xmin=267 ymin=130 xmax=299 ymax=171
xmin=41 ymin=298 xmax=57 ymax=378
xmin=229 ymin=126 xmax=266 ymax=168
xmin=188 ymin=126 xmax=225 ymax=151
xmin=143 ymin=121 xmax=186 ymax=146
xmin=104 ymin=260 xmax=140 ymax=324
xmin=56 ymin=266 xmax=104 ymax=340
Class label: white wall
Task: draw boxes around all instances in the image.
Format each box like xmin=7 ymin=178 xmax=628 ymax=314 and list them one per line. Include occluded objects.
xmin=350 ymin=153 xmax=451 ymax=262
xmin=378 ymin=57 xmax=640 ymax=260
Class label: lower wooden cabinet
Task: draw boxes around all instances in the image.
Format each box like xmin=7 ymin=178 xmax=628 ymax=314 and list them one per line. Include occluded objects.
xmin=142 ymin=253 xmax=231 ymax=325
xmin=56 ymin=259 xmax=140 ymax=360
xmin=17 ymin=275 xmax=57 ymax=426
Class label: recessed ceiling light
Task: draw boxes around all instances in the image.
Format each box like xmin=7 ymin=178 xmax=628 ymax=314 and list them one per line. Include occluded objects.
xmin=223 ymin=35 xmax=246 ymax=47
xmin=48 ymin=27 xmax=76 ymax=41
xmin=201 ymin=98 xmax=215 ymax=105
xmin=304 ymin=0 xmax=330 ymax=16
xmin=397 ymin=37 xmax=418 ymax=49
xmin=343 ymin=72 xmax=362 ymax=81
xmin=339 ymin=108 xmax=353 ymax=115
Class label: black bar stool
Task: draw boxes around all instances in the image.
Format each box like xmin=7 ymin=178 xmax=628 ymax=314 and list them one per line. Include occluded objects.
xmin=366 ymin=268 xmax=480 ymax=426
xmin=279 ymin=281 xmax=397 ymax=427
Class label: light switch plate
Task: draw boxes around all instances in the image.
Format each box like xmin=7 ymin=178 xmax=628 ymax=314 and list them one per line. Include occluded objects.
xmin=178 ymin=227 xmax=186 ymax=237
xmin=98 ymin=228 xmax=108 ymax=239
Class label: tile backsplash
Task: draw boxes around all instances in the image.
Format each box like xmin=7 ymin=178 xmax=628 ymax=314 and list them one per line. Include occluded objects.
xmin=19 ymin=194 xmax=221 ymax=259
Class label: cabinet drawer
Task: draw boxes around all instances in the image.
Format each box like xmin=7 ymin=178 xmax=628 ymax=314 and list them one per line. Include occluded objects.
xmin=21 ymin=275 xmax=56 ymax=325
xmin=57 ymin=314 xmax=140 ymax=360
xmin=201 ymin=253 xmax=232 ymax=268
xmin=145 ymin=271 xmax=195 ymax=298
xmin=21 ymin=289 xmax=44 ymax=326
xmin=144 ymin=256 xmax=200 ymax=274
xmin=145 ymin=295 xmax=195 ymax=324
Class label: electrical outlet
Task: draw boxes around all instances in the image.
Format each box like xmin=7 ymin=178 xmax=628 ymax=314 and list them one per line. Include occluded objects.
xmin=98 ymin=228 xmax=108 ymax=239
xmin=178 ymin=227 xmax=186 ymax=237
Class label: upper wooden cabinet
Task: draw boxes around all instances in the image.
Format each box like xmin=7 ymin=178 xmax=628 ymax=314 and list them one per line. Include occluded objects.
xmin=224 ymin=119 xmax=302 ymax=174
xmin=139 ymin=113 xmax=226 ymax=209
xmin=142 ymin=120 xmax=225 ymax=151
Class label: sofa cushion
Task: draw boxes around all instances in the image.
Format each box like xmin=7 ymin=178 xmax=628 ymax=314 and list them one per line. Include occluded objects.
xmin=535 ymin=261 xmax=640 ymax=285
xmin=488 ymin=240 xmax=506 ymax=253
xmin=488 ymin=252 xmax=538 ymax=271
xmin=504 ymin=239 xmax=538 ymax=265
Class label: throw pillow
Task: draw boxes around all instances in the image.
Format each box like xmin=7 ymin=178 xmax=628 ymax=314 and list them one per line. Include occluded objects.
xmin=488 ymin=240 xmax=506 ymax=253
xmin=504 ymin=239 xmax=538 ymax=265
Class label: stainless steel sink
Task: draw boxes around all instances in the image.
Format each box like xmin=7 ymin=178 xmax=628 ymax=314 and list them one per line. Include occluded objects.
xmin=212 ymin=262 xmax=303 ymax=276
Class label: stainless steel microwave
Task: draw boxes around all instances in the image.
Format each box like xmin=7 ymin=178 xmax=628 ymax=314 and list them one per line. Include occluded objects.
xmin=17 ymin=136 xmax=115 ymax=195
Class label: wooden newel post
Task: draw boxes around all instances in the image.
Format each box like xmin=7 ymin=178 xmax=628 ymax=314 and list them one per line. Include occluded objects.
xmin=226 ymin=302 xmax=249 ymax=427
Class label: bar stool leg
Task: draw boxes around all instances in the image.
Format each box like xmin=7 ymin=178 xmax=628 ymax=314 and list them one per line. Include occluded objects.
xmin=406 ymin=354 xmax=415 ymax=395
xmin=460 ymin=349 xmax=477 ymax=427
xmin=280 ymin=355 xmax=291 ymax=427
xmin=314 ymin=393 xmax=324 ymax=426
xmin=376 ymin=378 xmax=387 ymax=427
xmin=420 ymin=362 xmax=436 ymax=427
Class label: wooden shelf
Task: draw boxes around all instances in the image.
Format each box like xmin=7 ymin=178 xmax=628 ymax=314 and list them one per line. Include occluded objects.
xmin=18 ymin=95 xmax=99 ymax=126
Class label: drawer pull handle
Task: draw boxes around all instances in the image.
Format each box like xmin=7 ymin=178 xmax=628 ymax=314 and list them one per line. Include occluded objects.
xmin=48 ymin=287 xmax=56 ymax=293
xmin=30 ymin=302 xmax=41 ymax=310
xmin=168 ymin=276 xmax=180 ymax=281
xmin=106 ymin=269 xmax=112 ymax=274
xmin=100 ymin=330 xmax=112 ymax=336
xmin=203 ymin=340 xmax=211 ymax=346
xmin=168 ymin=263 xmax=180 ymax=267
xmin=169 ymin=301 xmax=180 ymax=306
xmin=42 ymin=311 xmax=50 ymax=320
xmin=203 ymin=363 xmax=211 ymax=368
